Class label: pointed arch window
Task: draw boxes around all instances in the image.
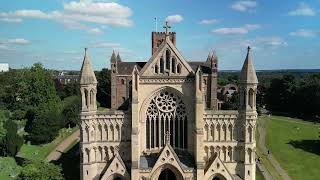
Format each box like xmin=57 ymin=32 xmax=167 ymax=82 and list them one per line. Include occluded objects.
xmin=248 ymin=88 xmax=254 ymax=108
xmin=171 ymin=57 xmax=176 ymax=73
xmin=84 ymin=89 xmax=89 ymax=108
xmin=154 ymin=65 xmax=159 ymax=74
xmin=166 ymin=50 xmax=171 ymax=70
xmin=90 ymin=89 xmax=94 ymax=107
xmin=160 ymin=58 xmax=164 ymax=73
xmin=145 ymin=90 xmax=187 ymax=151
xmin=177 ymin=64 xmax=181 ymax=74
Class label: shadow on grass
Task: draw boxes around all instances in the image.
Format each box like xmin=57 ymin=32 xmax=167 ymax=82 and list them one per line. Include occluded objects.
xmin=51 ymin=142 xmax=80 ymax=180
xmin=287 ymin=140 xmax=320 ymax=155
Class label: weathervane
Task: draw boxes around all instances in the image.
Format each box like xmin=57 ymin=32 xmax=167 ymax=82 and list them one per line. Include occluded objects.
xmin=163 ymin=21 xmax=171 ymax=36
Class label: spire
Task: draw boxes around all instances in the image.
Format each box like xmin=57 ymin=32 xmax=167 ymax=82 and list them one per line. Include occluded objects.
xmin=207 ymin=51 xmax=213 ymax=60
xmin=116 ymin=52 xmax=122 ymax=62
xmin=240 ymin=46 xmax=258 ymax=84
xmin=110 ymin=50 xmax=117 ymax=62
xmin=80 ymin=48 xmax=97 ymax=85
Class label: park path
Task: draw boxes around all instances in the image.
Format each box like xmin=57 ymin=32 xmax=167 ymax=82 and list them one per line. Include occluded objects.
xmin=46 ymin=129 xmax=80 ymax=162
xmin=257 ymin=117 xmax=292 ymax=180
xmin=256 ymin=159 xmax=274 ymax=180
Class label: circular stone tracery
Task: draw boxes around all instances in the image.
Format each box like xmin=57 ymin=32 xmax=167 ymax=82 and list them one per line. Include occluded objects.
xmin=155 ymin=91 xmax=178 ymax=112
xmin=145 ymin=89 xmax=188 ymax=150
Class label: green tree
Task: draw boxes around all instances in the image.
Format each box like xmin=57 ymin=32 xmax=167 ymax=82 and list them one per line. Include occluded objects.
xmin=62 ymin=96 xmax=80 ymax=128
xmin=0 ymin=70 xmax=24 ymax=110
xmin=294 ymin=74 xmax=320 ymax=119
xmin=265 ymin=75 xmax=297 ymax=113
xmin=0 ymin=110 xmax=10 ymax=142
xmin=56 ymin=82 xmax=78 ymax=100
xmin=27 ymin=102 xmax=62 ymax=144
xmin=0 ymin=119 xmax=24 ymax=156
xmin=18 ymin=161 xmax=64 ymax=180
xmin=96 ymin=68 xmax=111 ymax=108
xmin=18 ymin=63 xmax=60 ymax=109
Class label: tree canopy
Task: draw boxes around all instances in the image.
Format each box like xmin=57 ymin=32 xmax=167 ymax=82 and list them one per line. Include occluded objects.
xmin=18 ymin=161 xmax=64 ymax=180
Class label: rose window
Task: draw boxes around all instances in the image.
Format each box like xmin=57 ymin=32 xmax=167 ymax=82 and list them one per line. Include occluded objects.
xmin=146 ymin=90 xmax=187 ymax=150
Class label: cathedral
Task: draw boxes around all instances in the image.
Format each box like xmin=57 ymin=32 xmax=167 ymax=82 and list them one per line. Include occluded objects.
xmin=79 ymin=23 xmax=258 ymax=180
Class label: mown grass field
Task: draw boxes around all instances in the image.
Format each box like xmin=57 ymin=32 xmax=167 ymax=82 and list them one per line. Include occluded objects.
xmin=264 ymin=116 xmax=320 ymax=180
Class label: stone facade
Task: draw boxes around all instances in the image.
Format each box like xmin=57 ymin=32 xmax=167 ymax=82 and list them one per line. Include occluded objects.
xmin=79 ymin=27 xmax=258 ymax=180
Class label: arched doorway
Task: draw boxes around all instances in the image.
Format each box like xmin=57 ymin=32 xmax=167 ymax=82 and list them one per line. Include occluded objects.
xmin=158 ymin=168 xmax=176 ymax=180
xmin=211 ymin=173 xmax=227 ymax=180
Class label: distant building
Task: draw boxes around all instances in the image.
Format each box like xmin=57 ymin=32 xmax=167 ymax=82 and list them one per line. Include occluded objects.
xmin=218 ymin=83 xmax=239 ymax=102
xmin=55 ymin=71 xmax=79 ymax=86
xmin=0 ymin=63 xmax=9 ymax=72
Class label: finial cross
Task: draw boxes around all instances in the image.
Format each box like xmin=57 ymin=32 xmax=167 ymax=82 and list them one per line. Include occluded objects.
xmin=165 ymin=131 xmax=170 ymax=144
xmin=163 ymin=21 xmax=171 ymax=35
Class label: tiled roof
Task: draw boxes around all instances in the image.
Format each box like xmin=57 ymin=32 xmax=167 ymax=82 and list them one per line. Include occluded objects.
xmin=117 ymin=62 xmax=146 ymax=75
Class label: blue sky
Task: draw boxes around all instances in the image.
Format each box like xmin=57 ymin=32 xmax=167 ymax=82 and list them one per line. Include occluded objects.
xmin=0 ymin=0 xmax=319 ymax=70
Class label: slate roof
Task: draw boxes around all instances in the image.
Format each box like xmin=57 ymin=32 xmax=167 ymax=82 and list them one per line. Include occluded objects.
xmin=117 ymin=62 xmax=146 ymax=75
xmin=116 ymin=61 xmax=211 ymax=75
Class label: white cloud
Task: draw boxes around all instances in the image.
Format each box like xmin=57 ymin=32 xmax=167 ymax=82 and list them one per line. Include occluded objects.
xmin=213 ymin=27 xmax=248 ymax=35
xmin=61 ymin=20 xmax=103 ymax=35
xmin=288 ymin=3 xmax=316 ymax=16
xmin=212 ymin=24 xmax=260 ymax=35
xmin=165 ymin=15 xmax=183 ymax=23
xmin=6 ymin=38 xmax=30 ymax=45
xmin=93 ymin=42 xmax=121 ymax=48
xmin=214 ymin=36 xmax=287 ymax=56
xmin=0 ymin=38 xmax=30 ymax=50
xmin=230 ymin=0 xmax=256 ymax=12
xmin=244 ymin=24 xmax=260 ymax=30
xmin=254 ymin=37 xmax=288 ymax=47
xmin=198 ymin=19 xmax=220 ymax=25
xmin=0 ymin=18 xmax=22 ymax=23
xmin=0 ymin=1 xmax=134 ymax=34
xmin=289 ymin=29 xmax=317 ymax=37
xmin=64 ymin=2 xmax=132 ymax=18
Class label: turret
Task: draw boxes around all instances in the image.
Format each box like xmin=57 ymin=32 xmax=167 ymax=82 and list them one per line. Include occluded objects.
xmin=239 ymin=46 xmax=258 ymax=180
xmin=206 ymin=51 xmax=218 ymax=110
xmin=110 ymin=51 xmax=118 ymax=109
xmin=79 ymin=48 xmax=97 ymax=112
xmin=116 ymin=52 xmax=122 ymax=62
xmin=239 ymin=46 xmax=258 ymax=111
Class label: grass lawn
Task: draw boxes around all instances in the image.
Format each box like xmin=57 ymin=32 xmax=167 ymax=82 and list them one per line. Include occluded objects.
xmin=264 ymin=116 xmax=320 ymax=180
xmin=256 ymin=168 xmax=265 ymax=180
xmin=17 ymin=126 xmax=79 ymax=161
xmin=0 ymin=157 xmax=21 ymax=180
xmin=256 ymin=117 xmax=282 ymax=180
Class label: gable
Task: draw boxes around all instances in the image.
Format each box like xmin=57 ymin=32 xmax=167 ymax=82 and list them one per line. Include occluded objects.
xmin=150 ymin=144 xmax=185 ymax=176
xmin=140 ymin=37 xmax=194 ymax=77
xmin=100 ymin=154 xmax=130 ymax=180
xmin=204 ymin=154 xmax=233 ymax=180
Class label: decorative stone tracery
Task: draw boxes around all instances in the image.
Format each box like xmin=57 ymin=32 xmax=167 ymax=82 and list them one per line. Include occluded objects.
xmin=146 ymin=90 xmax=187 ymax=150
